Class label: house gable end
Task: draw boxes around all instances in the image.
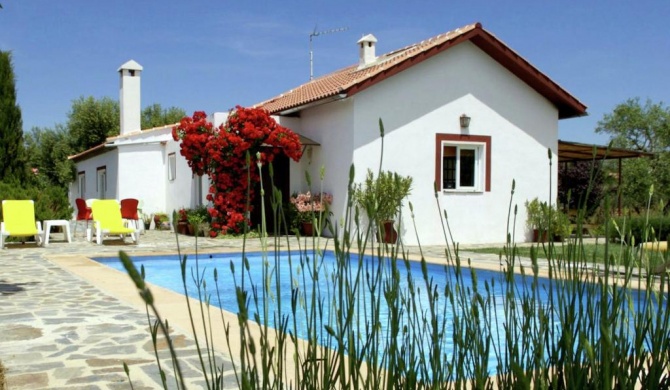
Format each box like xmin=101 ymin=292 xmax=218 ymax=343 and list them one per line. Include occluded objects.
xmin=258 ymin=23 xmax=586 ymax=120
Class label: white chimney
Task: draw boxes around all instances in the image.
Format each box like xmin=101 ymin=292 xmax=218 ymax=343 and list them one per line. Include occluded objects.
xmin=357 ymin=34 xmax=377 ymax=68
xmin=118 ymin=60 xmax=143 ymax=135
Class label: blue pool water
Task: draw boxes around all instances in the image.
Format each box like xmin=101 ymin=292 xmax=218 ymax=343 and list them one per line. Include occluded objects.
xmin=93 ymin=251 xmax=662 ymax=377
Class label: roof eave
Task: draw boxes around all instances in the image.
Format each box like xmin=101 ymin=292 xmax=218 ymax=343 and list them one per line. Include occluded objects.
xmin=261 ymin=23 xmax=587 ymax=119
xmin=468 ymin=30 xmax=587 ymax=119
xmin=276 ymin=93 xmax=348 ymax=116
xmin=68 ymin=143 xmax=115 ymax=162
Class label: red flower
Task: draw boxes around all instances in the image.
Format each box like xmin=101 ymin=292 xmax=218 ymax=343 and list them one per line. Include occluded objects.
xmin=174 ymin=107 xmax=303 ymax=235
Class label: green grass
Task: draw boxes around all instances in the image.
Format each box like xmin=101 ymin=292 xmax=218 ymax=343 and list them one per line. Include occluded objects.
xmin=468 ymin=241 xmax=669 ymax=269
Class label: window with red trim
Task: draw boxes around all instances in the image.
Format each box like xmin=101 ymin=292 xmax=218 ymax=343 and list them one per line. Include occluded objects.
xmin=435 ymin=134 xmax=491 ymax=192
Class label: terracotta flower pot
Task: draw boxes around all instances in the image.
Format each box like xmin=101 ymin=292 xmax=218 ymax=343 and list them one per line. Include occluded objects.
xmin=532 ymin=229 xmax=548 ymax=243
xmin=177 ymin=221 xmax=188 ymax=235
xmin=302 ymin=221 xmax=315 ymax=236
xmin=379 ymin=220 xmax=398 ymax=243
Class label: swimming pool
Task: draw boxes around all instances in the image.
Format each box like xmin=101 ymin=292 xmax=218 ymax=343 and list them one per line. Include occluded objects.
xmin=93 ymin=250 xmax=663 ymax=379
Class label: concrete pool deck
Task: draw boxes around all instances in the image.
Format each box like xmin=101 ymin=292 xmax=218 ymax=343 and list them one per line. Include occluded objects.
xmin=0 ymin=227 xmax=541 ymax=389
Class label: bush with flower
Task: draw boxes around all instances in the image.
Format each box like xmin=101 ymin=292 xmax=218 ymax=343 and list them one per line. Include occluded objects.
xmin=172 ymin=106 xmax=303 ymax=235
xmin=290 ymin=191 xmax=333 ymax=225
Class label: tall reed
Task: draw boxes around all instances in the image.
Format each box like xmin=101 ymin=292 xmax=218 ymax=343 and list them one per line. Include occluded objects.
xmin=121 ymin=128 xmax=670 ymax=389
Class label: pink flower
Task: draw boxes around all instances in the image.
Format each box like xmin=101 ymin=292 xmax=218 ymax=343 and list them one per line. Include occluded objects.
xmin=290 ymin=192 xmax=332 ymax=213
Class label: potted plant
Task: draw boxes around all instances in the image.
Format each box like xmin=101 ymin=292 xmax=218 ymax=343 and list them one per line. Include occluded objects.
xmin=187 ymin=205 xmax=211 ymax=236
xmin=525 ymin=198 xmax=549 ymax=242
xmin=526 ymin=198 xmax=548 ymax=242
xmin=153 ymin=212 xmax=170 ymax=231
xmin=176 ymin=208 xmax=190 ymax=234
xmin=525 ymin=198 xmax=572 ymax=242
xmin=552 ymin=209 xmax=572 ymax=242
xmin=141 ymin=213 xmax=152 ymax=230
xmin=354 ymin=169 xmax=413 ymax=243
xmin=290 ymin=192 xmax=333 ymax=236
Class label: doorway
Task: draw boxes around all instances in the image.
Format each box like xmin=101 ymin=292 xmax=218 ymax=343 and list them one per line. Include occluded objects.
xmin=251 ymin=152 xmax=290 ymax=234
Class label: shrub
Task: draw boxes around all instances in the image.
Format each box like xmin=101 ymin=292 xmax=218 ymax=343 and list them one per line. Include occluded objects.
xmin=0 ymin=180 xmax=72 ymax=220
xmin=558 ymin=160 xmax=605 ymax=216
xmin=608 ymin=214 xmax=670 ymax=244
xmin=354 ymin=169 xmax=412 ymax=222
xmin=525 ymin=197 xmax=571 ymax=240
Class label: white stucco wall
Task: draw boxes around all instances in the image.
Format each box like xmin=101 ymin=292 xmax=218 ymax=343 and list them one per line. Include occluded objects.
xmin=350 ymin=41 xmax=559 ymax=245
xmin=278 ymin=41 xmax=562 ymax=245
xmin=286 ymin=99 xmax=354 ymax=233
xmin=165 ymin=138 xmax=208 ymax=216
xmin=117 ymin=144 xmax=166 ymax=215
xmin=69 ymin=149 xmax=118 ymax=218
xmin=70 ymin=126 xmax=198 ymax=221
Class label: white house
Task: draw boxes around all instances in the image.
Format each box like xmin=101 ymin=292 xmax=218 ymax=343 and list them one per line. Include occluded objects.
xmin=68 ymin=60 xmax=209 ymax=220
xmin=70 ymin=22 xmax=587 ymax=245
xmin=255 ymin=22 xmax=587 ymax=245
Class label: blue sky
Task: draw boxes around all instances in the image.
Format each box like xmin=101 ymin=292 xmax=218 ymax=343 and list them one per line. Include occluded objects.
xmin=1 ymin=1 xmax=668 ymax=145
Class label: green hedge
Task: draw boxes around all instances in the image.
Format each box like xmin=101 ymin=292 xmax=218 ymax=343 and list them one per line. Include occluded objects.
xmin=607 ymin=215 xmax=670 ymax=244
xmin=0 ymin=181 xmax=72 ymax=221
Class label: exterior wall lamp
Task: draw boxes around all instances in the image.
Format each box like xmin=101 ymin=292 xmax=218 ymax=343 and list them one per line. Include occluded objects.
xmin=460 ymin=114 xmax=471 ymax=129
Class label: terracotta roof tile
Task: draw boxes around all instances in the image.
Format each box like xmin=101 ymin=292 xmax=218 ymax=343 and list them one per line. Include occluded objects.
xmin=256 ymin=22 xmax=587 ymax=119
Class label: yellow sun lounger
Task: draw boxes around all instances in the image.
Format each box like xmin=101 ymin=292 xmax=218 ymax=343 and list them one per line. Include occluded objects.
xmin=1 ymin=200 xmax=43 ymax=249
xmin=91 ymin=199 xmax=140 ymax=245
xmin=640 ymin=241 xmax=668 ymax=252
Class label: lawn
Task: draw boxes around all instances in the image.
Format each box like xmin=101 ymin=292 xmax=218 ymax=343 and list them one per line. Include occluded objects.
xmin=468 ymin=241 xmax=669 ymax=269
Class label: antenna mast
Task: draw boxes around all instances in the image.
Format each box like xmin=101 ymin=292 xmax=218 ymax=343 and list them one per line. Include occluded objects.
xmin=309 ymin=25 xmax=348 ymax=80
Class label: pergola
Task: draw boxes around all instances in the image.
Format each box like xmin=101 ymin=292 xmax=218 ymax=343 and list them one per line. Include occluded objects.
xmin=558 ymin=140 xmax=654 ymax=214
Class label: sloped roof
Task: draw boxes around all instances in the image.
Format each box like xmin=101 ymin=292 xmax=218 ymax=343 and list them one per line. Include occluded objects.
xmin=558 ymin=140 xmax=654 ymax=162
xmin=68 ymin=124 xmax=176 ymax=162
xmin=256 ymin=22 xmax=587 ymax=119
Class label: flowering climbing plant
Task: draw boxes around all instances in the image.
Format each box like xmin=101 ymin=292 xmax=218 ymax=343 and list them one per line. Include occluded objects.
xmin=172 ymin=106 xmax=303 ymax=235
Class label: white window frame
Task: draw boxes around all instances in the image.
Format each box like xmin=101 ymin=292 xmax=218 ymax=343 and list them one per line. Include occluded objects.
xmin=96 ymin=167 xmax=107 ymax=198
xmin=440 ymin=141 xmax=486 ymax=192
xmin=168 ymin=153 xmax=177 ymax=181
xmin=78 ymin=172 xmax=86 ymax=198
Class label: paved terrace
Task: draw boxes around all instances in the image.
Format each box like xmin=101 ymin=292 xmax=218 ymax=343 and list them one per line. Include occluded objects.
xmin=1 ymin=226 xmax=525 ymax=389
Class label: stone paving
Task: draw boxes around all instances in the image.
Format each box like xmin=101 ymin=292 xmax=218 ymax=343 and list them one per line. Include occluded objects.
xmin=1 ymin=228 xmax=247 ymax=389
xmin=0 ymin=225 xmax=515 ymax=389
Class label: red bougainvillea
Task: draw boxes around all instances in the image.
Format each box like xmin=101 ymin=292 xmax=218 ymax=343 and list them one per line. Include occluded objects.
xmin=172 ymin=106 xmax=302 ymax=235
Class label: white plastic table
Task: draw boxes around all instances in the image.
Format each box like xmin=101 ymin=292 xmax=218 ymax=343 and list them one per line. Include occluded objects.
xmin=43 ymin=220 xmax=72 ymax=246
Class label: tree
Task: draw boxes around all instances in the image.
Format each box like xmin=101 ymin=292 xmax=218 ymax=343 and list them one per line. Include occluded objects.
xmin=67 ymin=98 xmax=188 ymax=153
xmin=558 ymin=160 xmax=605 ymax=215
xmin=24 ymin=125 xmax=76 ymax=188
xmin=596 ymin=98 xmax=670 ymax=153
xmin=0 ymin=50 xmax=26 ymax=182
xmin=142 ymin=104 xmax=186 ymax=129
xmin=67 ymin=96 xmax=120 ymax=153
xmin=595 ymin=98 xmax=670 ymax=212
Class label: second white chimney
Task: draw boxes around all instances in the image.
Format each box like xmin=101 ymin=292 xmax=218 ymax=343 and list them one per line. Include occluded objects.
xmin=357 ymin=34 xmax=377 ymax=68
xmin=118 ymin=60 xmax=143 ymax=135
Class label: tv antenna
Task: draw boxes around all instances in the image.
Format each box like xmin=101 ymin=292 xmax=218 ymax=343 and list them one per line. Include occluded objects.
xmin=309 ymin=25 xmax=348 ymax=80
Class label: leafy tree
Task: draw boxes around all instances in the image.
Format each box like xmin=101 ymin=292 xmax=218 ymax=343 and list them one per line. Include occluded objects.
xmin=596 ymin=98 xmax=670 ymax=212
xmin=67 ymin=96 xmax=120 ymax=153
xmin=25 ymin=124 xmax=76 ymax=188
xmin=142 ymin=104 xmax=186 ymax=129
xmin=67 ymin=99 xmax=187 ymax=153
xmin=0 ymin=50 xmax=26 ymax=182
xmin=596 ymin=98 xmax=670 ymax=153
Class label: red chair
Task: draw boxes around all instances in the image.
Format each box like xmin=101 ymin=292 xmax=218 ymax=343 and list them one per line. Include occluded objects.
xmin=74 ymin=198 xmax=92 ymax=237
xmin=120 ymin=198 xmax=140 ymax=230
